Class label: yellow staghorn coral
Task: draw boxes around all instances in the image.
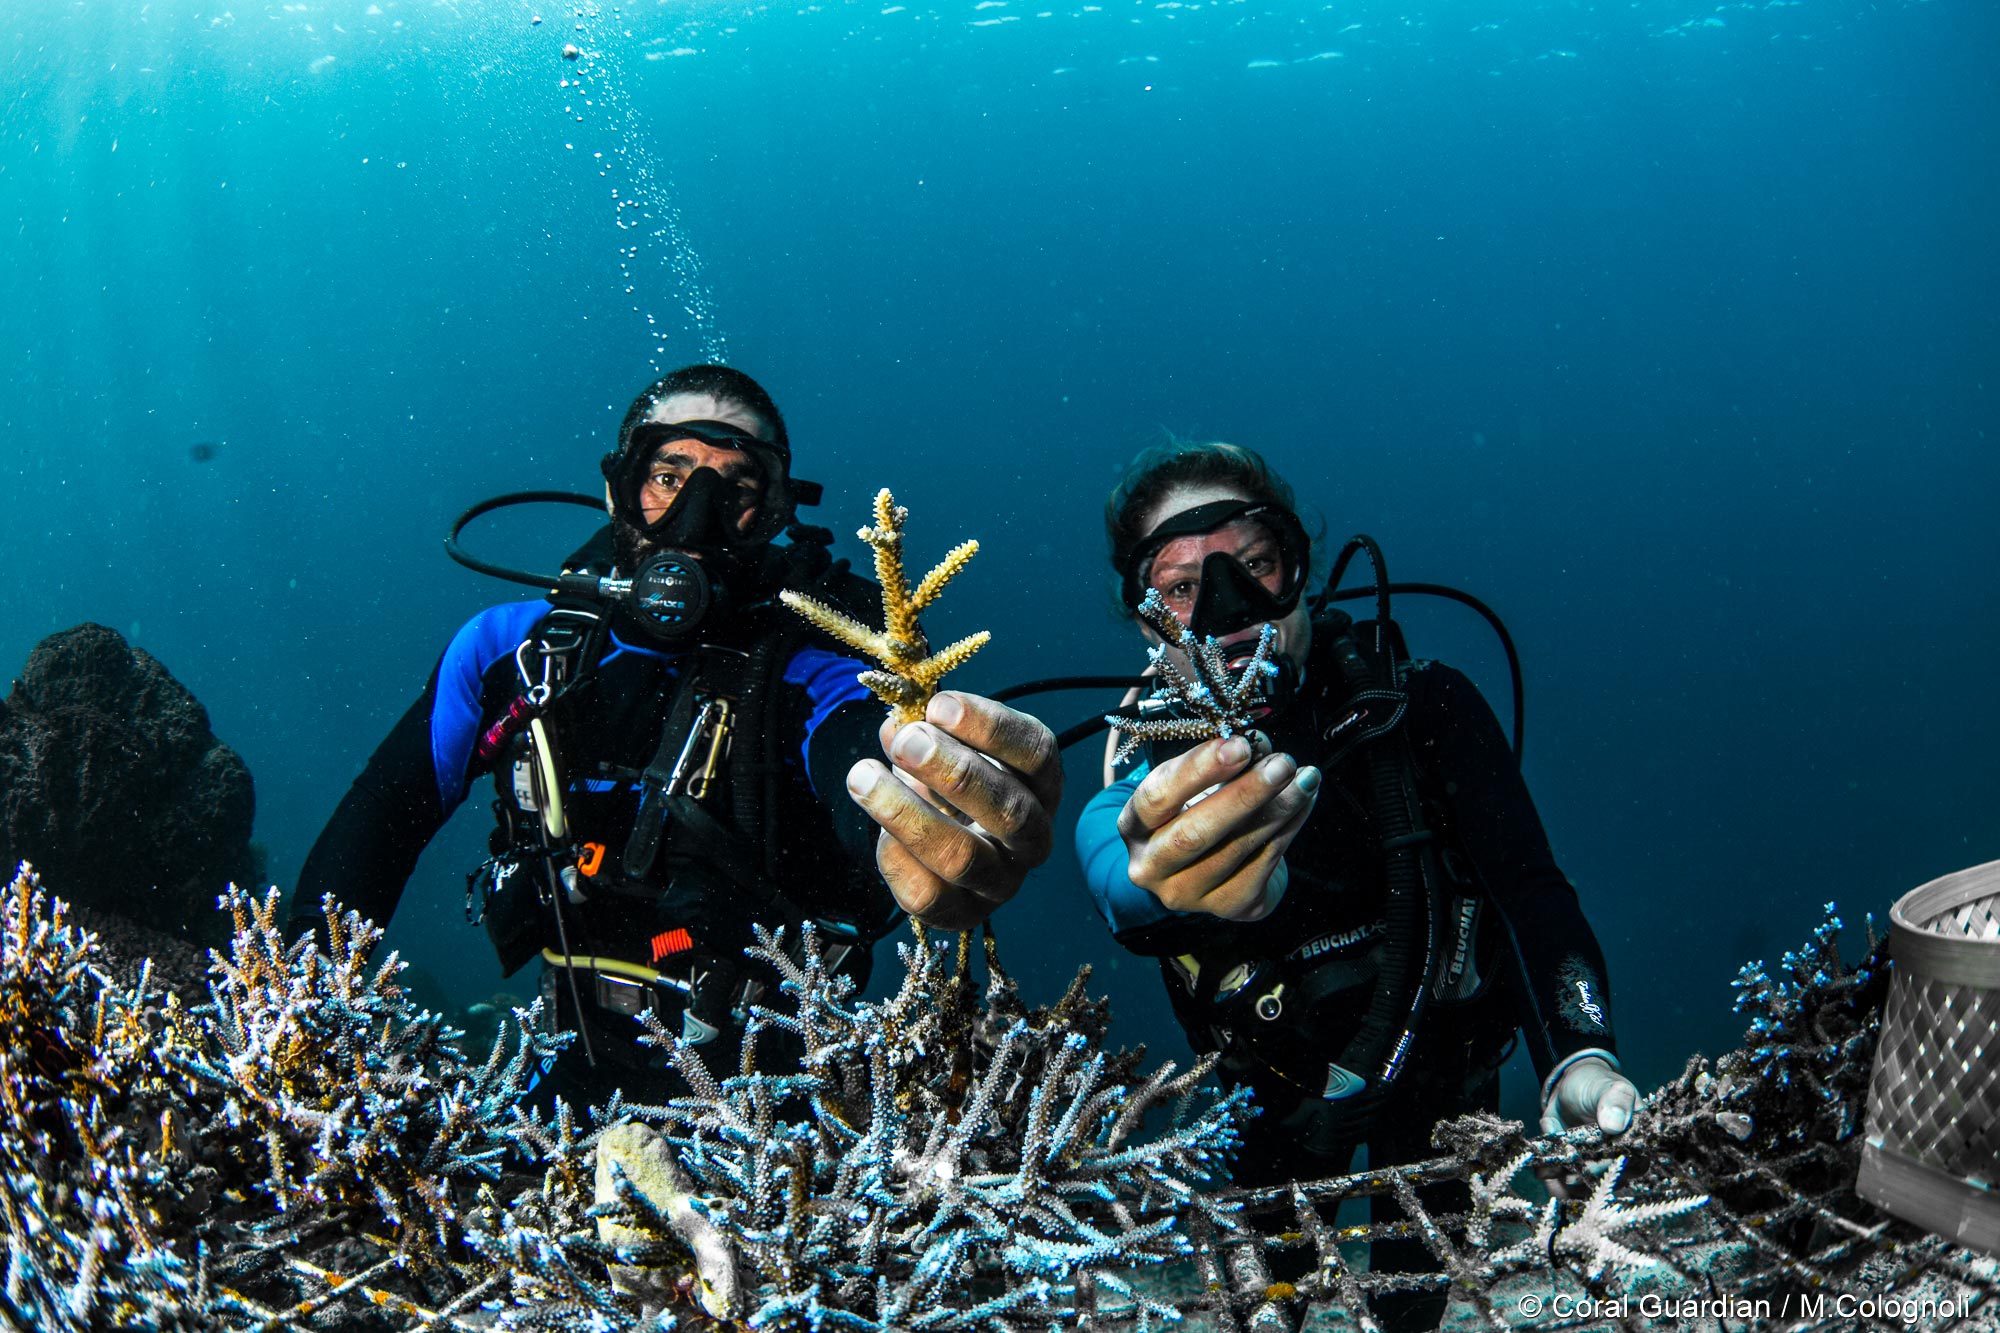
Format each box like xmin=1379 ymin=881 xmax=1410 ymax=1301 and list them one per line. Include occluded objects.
xmin=781 ymin=487 xmax=991 ymax=723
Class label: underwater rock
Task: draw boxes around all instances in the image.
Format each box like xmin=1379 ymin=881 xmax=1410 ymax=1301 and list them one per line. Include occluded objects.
xmin=0 ymin=622 xmax=256 ymax=946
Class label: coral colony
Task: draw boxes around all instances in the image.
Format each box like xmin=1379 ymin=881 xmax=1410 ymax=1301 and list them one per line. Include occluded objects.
xmin=624 ymin=925 xmax=1249 ymax=1333
xmin=1106 ymin=590 xmax=1279 ymax=765
xmin=4 ymin=866 xmax=1999 ymax=1331
xmin=781 ymin=488 xmax=991 ymax=724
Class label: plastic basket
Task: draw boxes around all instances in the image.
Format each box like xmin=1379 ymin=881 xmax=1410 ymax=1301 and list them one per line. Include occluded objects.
xmin=1856 ymin=858 xmax=2000 ymax=1255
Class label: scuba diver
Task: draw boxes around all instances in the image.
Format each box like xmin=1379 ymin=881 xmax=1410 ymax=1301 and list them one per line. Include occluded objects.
xmin=292 ymin=365 xmax=1062 ymax=1109
xmin=1073 ymin=440 xmax=1636 ymax=1332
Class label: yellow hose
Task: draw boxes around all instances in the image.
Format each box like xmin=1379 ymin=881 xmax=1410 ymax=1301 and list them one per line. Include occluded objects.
xmin=528 ymin=714 xmax=567 ymax=842
xmin=541 ymin=949 xmax=668 ymax=986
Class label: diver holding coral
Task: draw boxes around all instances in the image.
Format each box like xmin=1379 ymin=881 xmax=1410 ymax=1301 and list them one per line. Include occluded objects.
xmin=1074 ymin=440 xmax=1637 ymax=1331
xmin=293 ymin=365 xmax=1061 ymax=1108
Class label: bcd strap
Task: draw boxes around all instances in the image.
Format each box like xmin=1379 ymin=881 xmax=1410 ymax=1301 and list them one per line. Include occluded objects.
xmin=622 ymin=670 xmax=704 ymax=882
xmin=662 ymin=792 xmax=807 ymax=939
xmin=1286 ymin=614 xmax=1443 ymax=1129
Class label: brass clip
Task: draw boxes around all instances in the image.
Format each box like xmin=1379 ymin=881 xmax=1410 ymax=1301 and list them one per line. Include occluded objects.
xmin=666 ymin=699 xmax=719 ymax=797
xmin=687 ymin=698 xmax=734 ymax=801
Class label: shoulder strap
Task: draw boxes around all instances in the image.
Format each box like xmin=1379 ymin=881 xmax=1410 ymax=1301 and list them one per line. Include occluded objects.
xmin=620 ymin=669 xmax=705 ymax=882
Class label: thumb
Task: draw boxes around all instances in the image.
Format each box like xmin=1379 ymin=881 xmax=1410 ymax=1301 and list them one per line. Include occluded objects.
xmin=1597 ymin=1077 xmax=1639 ymax=1136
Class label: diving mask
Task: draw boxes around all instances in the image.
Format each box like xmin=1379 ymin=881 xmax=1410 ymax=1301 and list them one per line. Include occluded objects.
xmin=1120 ymin=499 xmax=1310 ymax=640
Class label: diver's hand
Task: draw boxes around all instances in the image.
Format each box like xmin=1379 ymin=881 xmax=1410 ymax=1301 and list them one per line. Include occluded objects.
xmin=1117 ymin=735 xmax=1320 ymax=921
xmin=845 ymin=691 xmax=1063 ymax=932
xmin=1540 ymin=1054 xmax=1639 ymax=1136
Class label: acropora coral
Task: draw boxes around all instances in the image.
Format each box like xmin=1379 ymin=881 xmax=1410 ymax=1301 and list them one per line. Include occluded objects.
xmin=621 ymin=922 xmax=1251 ymax=1333
xmin=0 ymin=863 xmax=204 ymax=1330
xmin=167 ymin=886 xmax=567 ymax=1260
xmin=782 ymin=487 xmax=990 ymax=723
xmin=1107 ymin=589 xmax=1279 ymax=764
xmin=4 ymin=866 xmax=1995 ymax=1333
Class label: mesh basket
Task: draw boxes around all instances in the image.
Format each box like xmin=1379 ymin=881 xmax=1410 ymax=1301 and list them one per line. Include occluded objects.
xmin=1857 ymin=857 xmax=2000 ymax=1255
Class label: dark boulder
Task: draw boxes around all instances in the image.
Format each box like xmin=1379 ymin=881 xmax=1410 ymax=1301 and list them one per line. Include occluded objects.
xmin=1 ymin=624 xmax=256 ymax=946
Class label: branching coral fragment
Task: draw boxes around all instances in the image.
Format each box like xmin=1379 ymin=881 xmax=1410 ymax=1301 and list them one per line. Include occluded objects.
xmin=1108 ymin=589 xmax=1279 ymax=764
xmin=782 ymin=487 xmax=992 ymax=722
xmin=1549 ymin=1155 xmax=1708 ymax=1279
xmin=169 ymin=887 xmax=565 ymax=1261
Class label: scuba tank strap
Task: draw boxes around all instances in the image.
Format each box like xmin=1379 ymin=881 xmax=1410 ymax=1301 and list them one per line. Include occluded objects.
xmin=1317 ymin=621 xmax=1413 ymax=771
xmin=474 ymin=604 xmax=610 ymax=767
xmin=664 ymin=791 xmax=809 ymax=938
xmin=623 ymin=671 xmax=707 ymax=882
xmin=736 ymin=549 xmax=881 ymax=882
xmin=1300 ymin=610 xmax=1447 ymax=1123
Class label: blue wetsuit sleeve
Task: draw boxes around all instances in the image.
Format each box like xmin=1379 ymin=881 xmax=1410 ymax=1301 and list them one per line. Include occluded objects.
xmin=293 ymin=601 xmax=544 ymax=938
xmin=783 ymin=645 xmax=877 ymax=785
xmin=1077 ymin=767 xmax=1191 ymax=945
xmin=782 ymin=645 xmax=892 ymax=877
xmin=431 ymin=601 xmax=550 ymax=811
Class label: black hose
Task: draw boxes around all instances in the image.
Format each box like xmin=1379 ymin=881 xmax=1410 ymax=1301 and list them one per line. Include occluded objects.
xmin=1321 ymin=534 xmax=1394 ymax=653
xmin=1056 ymin=715 xmax=1117 ymax=751
xmin=446 ymin=491 xmax=606 ymax=590
xmin=1317 ymin=579 xmax=1524 ymax=762
xmin=991 ymin=674 xmax=1151 ymax=705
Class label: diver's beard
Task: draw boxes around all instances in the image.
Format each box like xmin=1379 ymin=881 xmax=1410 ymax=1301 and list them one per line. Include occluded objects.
xmin=610 ymin=519 xmax=652 ymax=573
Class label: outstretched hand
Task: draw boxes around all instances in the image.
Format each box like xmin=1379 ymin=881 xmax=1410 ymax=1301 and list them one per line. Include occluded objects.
xmin=845 ymin=691 xmax=1063 ymax=932
xmin=1540 ymin=1055 xmax=1639 ymax=1136
xmin=1116 ymin=734 xmax=1321 ymax=922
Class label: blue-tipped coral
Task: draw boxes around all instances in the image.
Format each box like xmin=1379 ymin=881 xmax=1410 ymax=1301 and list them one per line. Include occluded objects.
xmin=1108 ymin=589 xmax=1279 ymax=765
xmin=0 ymin=863 xmax=205 ymax=1331
xmin=619 ymin=923 xmax=1253 ymax=1333
xmin=169 ymin=886 xmax=567 ymax=1260
xmin=3 ymin=865 xmax=1995 ymax=1332
xmin=1725 ymin=902 xmax=1883 ymax=1145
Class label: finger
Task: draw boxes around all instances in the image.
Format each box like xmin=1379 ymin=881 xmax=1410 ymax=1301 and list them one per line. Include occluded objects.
xmin=926 ymin=692 xmax=1064 ymax=813
xmin=887 ymin=722 xmax=1053 ymax=867
xmin=875 ymin=833 xmax=1001 ymax=932
xmin=1126 ymin=753 xmax=1317 ymax=884
xmin=875 ymin=715 xmax=965 ymax=819
xmin=1148 ymin=794 xmax=1312 ymax=919
xmin=1164 ymin=836 xmax=1290 ymax=922
xmin=847 ymin=758 xmax=1016 ymax=903
xmin=1539 ymin=1113 xmax=1564 ymax=1136
xmin=1119 ymin=737 xmax=1262 ymax=835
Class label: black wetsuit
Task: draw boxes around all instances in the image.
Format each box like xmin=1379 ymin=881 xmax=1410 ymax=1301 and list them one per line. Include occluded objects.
xmin=294 ymin=560 xmax=897 ymax=1107
xmin=1077 ymin=618 xmax=1618 ymax=1328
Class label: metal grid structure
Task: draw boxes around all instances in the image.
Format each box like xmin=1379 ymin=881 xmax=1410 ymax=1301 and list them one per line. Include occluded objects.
xmin=204 ymin=1100 xmax=2000 ymax=1333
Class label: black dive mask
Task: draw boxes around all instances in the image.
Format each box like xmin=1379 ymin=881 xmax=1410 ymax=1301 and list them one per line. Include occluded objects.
xmin=1120 ymin=499 xmax=1310 ymax=639
xmin=601 ymin=418 xmax=825 ymax=551
xmin=601 ymin=424 xmax=786 ymax=643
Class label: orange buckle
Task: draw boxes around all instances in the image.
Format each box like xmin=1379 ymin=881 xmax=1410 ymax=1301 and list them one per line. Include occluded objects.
xmin=576 ymin=842 xmax=607 ymax=877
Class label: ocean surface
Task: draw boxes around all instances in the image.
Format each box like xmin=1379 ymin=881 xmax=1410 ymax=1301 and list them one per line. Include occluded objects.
xmin=3 ymin=0 xmax=1994 ymax=1124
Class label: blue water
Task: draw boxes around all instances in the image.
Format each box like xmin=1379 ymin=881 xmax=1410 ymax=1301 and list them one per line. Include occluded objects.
xmin=4 ymin=0 xmax=1995 ymax=1119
